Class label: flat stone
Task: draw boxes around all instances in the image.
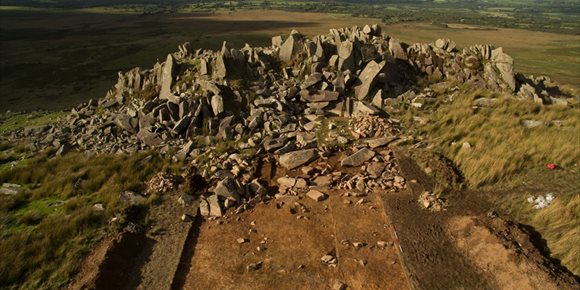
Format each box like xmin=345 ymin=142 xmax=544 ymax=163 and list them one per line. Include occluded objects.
xmin=137 ymin=129 xmax=163 ymax=146
xmin=175 ymin=140 xmax=194 ymax=161
xmin=246 ymin=261 xmax=262 ymax=272
xmin=313 ymin=175 xmax=332 ymax=186
xmin=300 ymin=90 xmax=340 ymax=103
xmin=277 ymin=177 xmax=297 ymax=187
xmin=264 ymin=137 xmax=288 ymax=152
xmin=215 ymin=177 xmax=240 ymax=202
xmin=302 ymin=72 xmax=323 ymax=89
xmin=367 ymin=136 xmax=398 ymax=148
xmin=0 ymin=183 xmax=20 ymax=195
xmin=279 ymin=149 xmax=319 ymax=170
xmin=366 ymin=162 xmax=385 ymax=177
xmin=307 ymin=190 xmax=327 ymax=201
xmin=341 ymin=148 xmax=376 ymax=167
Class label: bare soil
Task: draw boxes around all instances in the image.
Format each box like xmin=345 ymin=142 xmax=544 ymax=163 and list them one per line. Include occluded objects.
xmin=388 ymin=150 xmax=579 ymax=290
xmin=448 ymin=216 xmax=579 ymax=290
xmin=70 ymin=149 xmax=579 ymax=290
xmin=180 ymin=153 xmax=411 ymax=289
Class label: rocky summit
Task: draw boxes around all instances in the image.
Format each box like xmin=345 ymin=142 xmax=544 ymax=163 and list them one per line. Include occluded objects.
xmin=4 ymin=24 xmax=570 ymax=221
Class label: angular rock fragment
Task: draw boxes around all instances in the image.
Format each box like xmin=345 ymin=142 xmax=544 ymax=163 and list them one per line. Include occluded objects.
xmin=279 ymin=149 xmax=319 ymax=170
xmin=341 ymin=148 xmax=376 ymax=167
xmin=307 ymin=189 xmax=327 ymax=201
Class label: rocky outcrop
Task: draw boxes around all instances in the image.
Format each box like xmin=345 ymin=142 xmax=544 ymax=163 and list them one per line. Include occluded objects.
xmin=5 ymin=24 xmax=564 ymax=160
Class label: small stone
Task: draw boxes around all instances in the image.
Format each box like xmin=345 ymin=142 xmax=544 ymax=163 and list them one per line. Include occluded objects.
xmin=246 ymin=261 xmax=262 ymax=272
xmin=237 ymin=238 xmax=248 ymax=244
xmin=377 ymin=241 xmax=392 ymax=248
xmin=92 ymin=204 xmax=105 ymax=211
xmin=307 ymin=190 xmax=327 ymax=201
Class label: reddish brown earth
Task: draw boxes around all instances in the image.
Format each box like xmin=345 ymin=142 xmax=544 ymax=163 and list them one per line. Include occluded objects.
xmin=70 ymin=149 xmax=579 ymax=290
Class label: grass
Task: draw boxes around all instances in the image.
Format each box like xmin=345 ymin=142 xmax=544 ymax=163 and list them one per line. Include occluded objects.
xmin=0 ymin=148 xmax=185 ymax=289
xmin=0 ymin=111 xmax=68 ymax=134
xmin=395 ymin=84 xmax=580 ymax=275
xmin=315 ymin=117 xmax=353 ymax=148
xmin=404 ymin=86 xmax=579 ymax=186
xmin=490 ymin=168 xmax=580 ymax=276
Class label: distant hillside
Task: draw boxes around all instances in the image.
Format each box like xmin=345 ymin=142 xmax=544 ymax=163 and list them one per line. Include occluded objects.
xmin=1 ymin=0 xmax=579 ymax=9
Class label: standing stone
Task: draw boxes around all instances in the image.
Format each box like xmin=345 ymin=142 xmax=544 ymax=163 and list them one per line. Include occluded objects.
xmin=200 ymin=198 xmax=210 ymax=217
xmin=200 ymin=59 xmax=209 ymax=75
xmin=354 ymin=60 xmax=385 ymax=100
xmin=491 ymin=48 xmax=516 ymax=92
xmin=279 ymin=32 xmax=303 ymax=64
xmin=160 ymin=54 xmax=178 ymax=102
xmin=208 ymin=194 xmax=222 ymax=217
xmin=338 ymin=41 xmax=355 ymax=71
xmin=214 ymin=54 xmax=227 ymax=79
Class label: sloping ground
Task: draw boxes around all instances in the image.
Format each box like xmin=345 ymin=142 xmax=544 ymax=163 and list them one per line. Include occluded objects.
xmin=67 ymin=148 xmax=580 ymax=290
xmin=68 ymin=195 xmax=196 ymax=290
xmin=388 ymin=150 xmax=579 ymax=290
xmin=448 ymin=216 xmax=578 ymax=290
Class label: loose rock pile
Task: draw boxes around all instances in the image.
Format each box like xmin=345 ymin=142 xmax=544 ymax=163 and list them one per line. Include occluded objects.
xmin=3 ymin=24 xmax=570 ymax=218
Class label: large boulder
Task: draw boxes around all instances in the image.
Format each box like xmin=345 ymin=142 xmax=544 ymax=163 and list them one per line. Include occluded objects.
xmin=279 ymin=149 xmax=319 ymax=170
xmin=491 ymin=48 xmax=516 ymax=92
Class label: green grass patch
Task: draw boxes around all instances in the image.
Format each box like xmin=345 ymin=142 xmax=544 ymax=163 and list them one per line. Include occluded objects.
xmin=0 ymin=111 xmax=68 ymax=135
xmin=0 ymin=149 xmax=184 ymax=289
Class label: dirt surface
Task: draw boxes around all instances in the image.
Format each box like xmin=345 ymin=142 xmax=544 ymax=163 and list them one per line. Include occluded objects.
xmin=180 ymin=153 xmax=411 ymax=290
xmin=69 ymin=149 xmax=579 ymax=290
xmin=448 ymin=216 xmax=579 ymax=290
xmin=383 ymin=152 xmax=494 ymax=290
xmin=68 ymin=195 xmax=196 ymax=290
xmin=387 ymin=150 xmax=580 ymax=290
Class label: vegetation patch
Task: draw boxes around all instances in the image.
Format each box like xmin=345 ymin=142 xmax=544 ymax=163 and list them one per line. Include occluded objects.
xmin=490 ymin=168 xmax=580 ymax=276
xmin=0 ymin=111 xmax=68 ymax=135
xmin=0 ymin=149 xmax=184 ymax=289
xmin=401 ymin=86 xmax=579 ymax=186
